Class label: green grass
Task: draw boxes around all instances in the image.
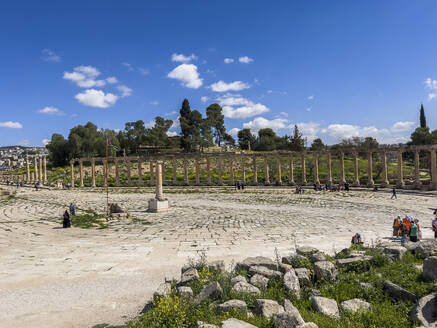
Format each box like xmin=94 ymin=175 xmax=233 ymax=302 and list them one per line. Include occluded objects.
xmin=70 ymin=213 xmax=108 ymax=229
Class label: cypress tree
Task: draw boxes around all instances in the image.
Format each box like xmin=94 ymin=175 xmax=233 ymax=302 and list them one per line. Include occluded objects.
xmin=420 ymin=103 xmax=427 ymax=128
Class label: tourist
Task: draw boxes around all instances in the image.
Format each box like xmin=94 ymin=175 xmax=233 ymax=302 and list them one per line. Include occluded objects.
xmin=393 ymin=216 xmax=401 ymax=237
xmin=351 ymin=233 xmax=363 ymax=244
xmin=241 ymin=182 xmax=245 ymax=190
xmin=34 ymin=183 xmax=38 ymax=191
xmin=69 ymin=203 xmax=76 ymax=216
xmin=344 ymin=182 xmax=350 ymax=191
xmin=373 ymin=185 xmax=378 ymax=192
xmin=409 ymin=221 xmax=418 ymax=242
xmin=415 ymin=219 xmax=422 ymax=240
xmin=432 ymin=216 xmax=437 ymax=238
xmin=391 ymin=187 xmax=397 ymax=199
xmin=63 ymin=210 xmax=71 ymax=228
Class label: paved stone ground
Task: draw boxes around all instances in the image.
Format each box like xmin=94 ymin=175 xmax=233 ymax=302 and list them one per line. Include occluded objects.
xmin=0 ymin=186 xmax=435 ymax=328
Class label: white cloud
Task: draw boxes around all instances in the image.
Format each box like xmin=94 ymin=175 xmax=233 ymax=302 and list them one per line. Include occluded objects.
xmin=424 ymin=78 xmax=437 ymax=101
xmin=165 ymin=110 xmax=178 ymax=116
xmin=210 ymin=80 xmax=250 ymax=92
xmin=168 ymin=64 xmax=203 ymax=89
xmin=138 ymin=67 xmax=149 ymax=75
xmin=429 ymin=93 xmax=437 ymax=101
xmin=37 ymin=106 xmax=63 ymax=115
xmin=117 ymin=85 xmax=132 ymax=97
xmin=171 ymin=53 xmax=197 ymax=63
xmin=41 ymin=48 xmax=61 ymax=62
xmin=63 ymin=66 xmax=106 ymax=88
xmin=243 ymin=117 xmax=288 ymax=133
xmin=323 ymin=124 xmax=383 ymax=140
xmin=229 ymin=128 xmax=241 ymax=136
xmin=307 ymin=95 xmax=314 ymax=100
xmin=75 ymin=89 xmax=118 ymax=108
xmin=42 ymin=139 xmax=50 ymax=146
xmin=167 ymin=131 xmax=178 ymax=137
xmin=106 ymin=76 xmax=118 ymax=84
xmin=217 ymin=94 xmax=269 ymax=119
xmin=296 ymin=122 xmax=321 ymax=142
xmin=171 ymin=118 xmax=180 ymax=129
xmin=224 ymin=58 xmax=234 ymax=64
xmin=391 ymin=121 xmax=415 ymax=132
xmin=145 ymin=120 xmax=155 ymax=128
xmin=239 ymin=56 xmax=254 ymax=64
xmin=201 ymin=96 xmax=209 ymax=103
xmin=0 ymin=121 xmax=23 ymax=128
xmin=150 ymin=100 xmax=159 ymax=105
xmin=267 ymin=90 xmax=273 ymax=94
xmin=122 ymin=62 xmax=134 ymax=71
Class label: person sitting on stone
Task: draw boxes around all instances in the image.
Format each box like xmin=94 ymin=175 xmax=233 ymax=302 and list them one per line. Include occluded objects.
xmin=351 ymin=233 xmax=363 ymax=244
xmin=63 ymin=210 xmax=71 ymax=228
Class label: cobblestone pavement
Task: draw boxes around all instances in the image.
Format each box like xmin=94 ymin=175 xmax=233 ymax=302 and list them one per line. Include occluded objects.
xmin=0 ymin=186 xmax=435 ymax=327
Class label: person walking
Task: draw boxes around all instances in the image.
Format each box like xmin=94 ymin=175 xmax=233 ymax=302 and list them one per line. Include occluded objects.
xmin=410 ymin=221 xmax=418 ymax=242
xmin=69 ymin=203 xmax=75 ymax=216
xmin=393 ymin=216 xmax=401 ymax=238
xmin=391 ymin=188 xmax=397 ymax=199
xmin=63 ymin=210 xmax=71 ymax=228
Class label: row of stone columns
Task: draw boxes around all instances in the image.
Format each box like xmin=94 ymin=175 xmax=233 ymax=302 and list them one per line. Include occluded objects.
xmin=25 ymin=155 xmax=48 ymax=184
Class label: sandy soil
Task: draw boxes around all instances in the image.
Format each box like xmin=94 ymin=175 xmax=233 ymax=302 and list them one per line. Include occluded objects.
xmin=0 ymin=186 xmax=435 ymax=328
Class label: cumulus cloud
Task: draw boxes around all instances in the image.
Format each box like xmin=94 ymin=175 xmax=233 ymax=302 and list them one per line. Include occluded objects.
xmin=239 ymin=56 xmax=254 ymax=64
xmin=201 ymin=96 xmax=209 ymax=103
xmin=424 ymin=78 xmax=437 ymax=100
xmin=243 ymin=117 xmax=288 ymax=133
xmin=75 ymin=89 xmax=118 ymax=108
xmin=171 ymin=53 xmax=197 ymax=63
xmin=138 ymin=67 xmax=149 ymax=76
xmin=122 ymin=62 xmax=134 ymax=71
xmin=37 ymin=106 xmax=63 ymax=115
xmin=307 ymin=95 xmax=314 ymax=100
xmin=167 ymin=131 xmax=178 ymax=137
xmin=42 ymin=139 xmax=50 ymax=146
xmin=229 ymin=128 xmax=241 ymax=136
xmin=391 ymin=121 xmax=415 ymax=132
xmin=171 ymin=118 xmax=180 ymax=129
xmin=41 ymin=48 xmax=61 ymax=62
xmin=224 ymin=58 xmax=234 ymax=64
xmin=165 ymin=110 xmax=178 ymax=116
xmin=168 ymin=64 xmax=203 ymax=89
xmin=217 ymin=94 xmax=269 ymax=119
xmin=210 ymin=80 xmax=250 ymax=92
xmin=63 ymin=66 xmax=106 ymax=88
xmin=323 ymin=124 xmax=383 ymax=140
xmin=106 ymin=76 xmax=118 ymax=84
xmin=117 ymin=85 xmax=132 ymax=97
xmin=0 ymin=121 xmax=23 ymax=128
xmin=296 ymin=122 xmax=321 ymax=142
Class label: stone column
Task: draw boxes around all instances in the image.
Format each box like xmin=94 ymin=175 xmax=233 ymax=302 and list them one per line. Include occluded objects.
xmin=229 ymin=156 xmax=234 ymax=185
xmin=91 ymin=158 xmax=96 ymax=187
xmin=264 ymin=156 xmax=270 ymax=185
xmin=195 ymin=157 xmax=200 ymax=185
xmin=352 ymin=151 xmax=360 ymax=187
xmin=327 ymin=152 xmax=332 ymax=185
xmin=430 ymin=149 xmax=437 ymax=190
xmin=70 ymin=160 xmax=75 ymax=188
xmin=172 ymin=158 xmax=177 ymax=184
xmin=79 ymin=160 xmax=84 ymax=187
xmin=26 ymin=155 xmax=30 ymax=183
xmin=367 ymin=151 xmax=374 ymax=187
xmin=397 ymin=149 xmax=404 ymax=187
xmin=126 ymin=159 xmax=131 ymax=186
xmin=155 ymin=161 xmax=164 ymax=200
xmin=276 ymin=156 xmax=282 ymax=185
xmin=43 ymin=156 xmax=47 ymax=184
xmin=103 ymin=160 xmax=108 ymax=187
xmin=137 ymin=158 xmax=143 ymax=186
xmin=314 ymin=153 xmax=320 ymax=186
xmin=339 ymin=151 xmax=346 ymax=184
xmin=381 ymin=151 xmax=389 ymax=187
xmin=301 ymin=153 xmax=307 ymax=185
xmin=252 ymin=155 xmax=258 ymax=184
xmin=241 ymin=156 xmax=246 ymax=184
xmin=218 ymin=156 xmax=223 ymax=185
xmin=206 ymin=157 xmax=211 ymax=185
xmin=150 ymin=161 xmax=155 ymax=186
xmin=39 ymin=156 xmax=43 ymax=183
xmin=114 ymin=159 xmax=119 ymax=186
xmin=183 ymin=157 xmax=189 ymax=185
xmin=288 ymin=155 xmax=295 ymax=185
xmin=34 ymin=156 xmax=38 ymax=181
xmin=414 ymin=150 xmax=421 ymax=188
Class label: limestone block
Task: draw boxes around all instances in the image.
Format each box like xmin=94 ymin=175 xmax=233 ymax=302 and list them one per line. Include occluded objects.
xmin=254 ymin=299 xmax=284 ymax=317
xmin=249 ymin=265 xmax=282 ymax=279
xmin=314 ymin=261 xmax=338 ymax=281
xmin=283 ymin=270 xmax=301 ymax=297
xmin=221 ymin=318 xmax=257 ymax=328
xmin=423 ymin=256 xmax=437 ymax=281
xmin=148 ymin=198 xmax=170 ymax=213
xmin=311 ymin=296 xmax=339 ymax=318
xmin=383 ymin=280 xmax=418 ymax=302
xmin=340 ymin=298 xmax=371 ymax=313
xmin=216 ymin=299 xmax=247 ymax=314
xmin=236 ymin=256 xmax=277 ymax=271
xmin=250 ymin=274 xmax=269 ymax=289
xmin=195 ymin=281 xmax=223 ymax=304
xmin=231 ymin=281 xmax=260 ymax=295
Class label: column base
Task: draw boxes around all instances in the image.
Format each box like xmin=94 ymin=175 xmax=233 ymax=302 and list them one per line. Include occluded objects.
xmin=430 ymin=182 xmax=437 ymax=191
xmin=288 ymin=181 xmax=295 ymax=186
xmin=367 ymin=180 xmax=375 ymax=187
xmin=352 ymin=180 xmax=360 ymax=187
xmin=148 ymin=198 xmax=170 ymax=213
xmin=380 ymin=181 xmax=389 ymax=188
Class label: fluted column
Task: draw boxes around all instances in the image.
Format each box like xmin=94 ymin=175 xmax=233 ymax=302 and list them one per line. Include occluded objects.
xmin=79 ymin=160 xmax=84 ymax=187
xmin=43 ymin=156 xmax=47 ymax=184
xmin=352 ymin=151 xmax=360 ymax=186
xmin=155 ymin=161 xmax=164 ymax=200
xmin=138 ymin=158 xmax=143 ymax=185
xmin=218 ymin=156 xmax=223 ymax=185
xmin=26 ymin=155 xmax=30 ymax=183
xmin=206 ymin=157 xmax=211 ymax=185
xmin=301 ymin=153 xmax=307 ymax=185
xmin=314 ymin=153 xmax=320 ymax=186
xmin=172 ymin=158 xmax=177 ymax=184
xmin=91 ymin=158 xmax=96 ymax=187
xmin=183 ymin=157 xmax=189 ymax=185
xmin=276 ymin=156 xmax=282 ymax=185
xmin=241 ymin=156 xmax=246 ymax=184
xmin=264 ymin=156 xmax=270 ymax=185
xmin=327 ymin=152 xmax=332 ymax=185
xmin=381 ymin=151 xmax=389 ymax=187
xmin=288 ymin=155 xmax=295 ymax=185
xmin=367 ymin=151 xmax=374 ymax=187
xmin=195 ymin=157 xmax=200 ymax=185
xmin=70 ymin=160 xmax=74 ymax=188
xmin=229 ymin=156 xmax=234 ymax=185
xmin=253 ymin=155 xmax=258 ymax=184
xmin=150 ymin=161 xmax=155 ymax=186
xmin=126 ymin=159 xmax=131 ymax=186
xmin=414 ymin=150 xmax=421 ymax=188
xmin=339 ymin=151 xmax=346 ymax=184
xmin=430 ymin=149 xmax=437 ymax=190
xmin=397 ymin=149 xmax=404 ymax=188
xmin=39 ymin=156 xmax=43 ymax=183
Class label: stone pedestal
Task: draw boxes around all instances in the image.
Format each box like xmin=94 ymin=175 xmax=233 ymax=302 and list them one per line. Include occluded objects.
xmin=148 ymin=160 xmax=170 ymax=213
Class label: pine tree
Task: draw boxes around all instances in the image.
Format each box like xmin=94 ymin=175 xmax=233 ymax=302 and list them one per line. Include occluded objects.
xmin=420 ymin=103 xmax=427 ymax=128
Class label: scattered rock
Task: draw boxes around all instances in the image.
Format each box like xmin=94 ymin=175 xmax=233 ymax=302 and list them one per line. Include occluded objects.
xmin=311 ymin=296 xmax=339 ymax=318
xmin=299 ymin=323 xmax=319 ymax=328
xmin=415 ymin=240 xmax=437 ymax=259
xmin=197 ymin=321 xmax=218 ymax=328
xmin=310 ymin=252 xmax=326 ymax=263
xmin=403 ymin=241 xmax=420 ymax=252
xmin=236 ymin=256 xmax=277 ymax=271
xmin=384 ymin=246 xmax=407 ymax=260
xmin=410 ymin=292 xmax=437 ymax=326
xmin=294 ymin=268 xmax=311 ymax=286
xmin=221 ymin=318 xmax=257 ymax=328
xmin=340 ymin=298 xmax=371 ymax=313
xmin=231 ymin=275 xmax=247 ymax=285
xmin=109 ymin=203 xmax=125 ymax=214
xmin=383 ymin=280 xmax=418 ymax=302
xmin=336 ymin=256 xmax=373 ymax=268
xmin=314 ymin=261 xmax=337 ymax=281
xmin=153 ymin=282 xmax=171 ymax=301
xmin=423 ymin=256 xmax=437 ymax=281
xmin=279 ymin=263 xmax=293 ymax=273
xmin=231 ymin=281 xmax=260 ymax=295
xmin=283 ymin=270 xmax=301 ymax=297
xmin=250 ymin=274 xmax=269 ymax=289
xmin=254 ymin=299 xmax=284 ymax=317
xmin=296 ymin=246 xmax=318 ymax=257
xmin=249 ymin=265 xmax=282 ymax=278
xmin=177 ymin=286 xmax=193 ymax=299
xmin=216 ymin=300 xmax=247 ymax=314
xmin=195 ymin=281 xmax=223 ymax=304
xmin=309 ymin=289 xmax=322 ymax=297
xmin=181 ymin=268 xmax=199 ymax=285
xmin=282 ymin=254 xmax=307 ymax=267
xmin=274 ymin=311 xmax=305 ymax=327
xmin=359 ymin=282 xmax=374 ymax=289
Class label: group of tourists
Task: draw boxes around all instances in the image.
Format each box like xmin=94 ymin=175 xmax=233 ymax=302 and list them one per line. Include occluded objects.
xmin=295 ymin=186 xmax=305 ymax=194
xmin=62 ymin=203 xmax=75 ymax=228
xmin=312 ymin=182 xmax=350 ymax=192
xmin=392 ymin=215 xmax=421 ymax=242
xmin=234 ymin=181 xmax=245 ymax=190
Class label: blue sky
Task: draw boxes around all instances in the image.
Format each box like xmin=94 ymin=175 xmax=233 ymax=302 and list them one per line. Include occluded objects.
xmin=1 ymin=0 xmax=437 ymax=146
